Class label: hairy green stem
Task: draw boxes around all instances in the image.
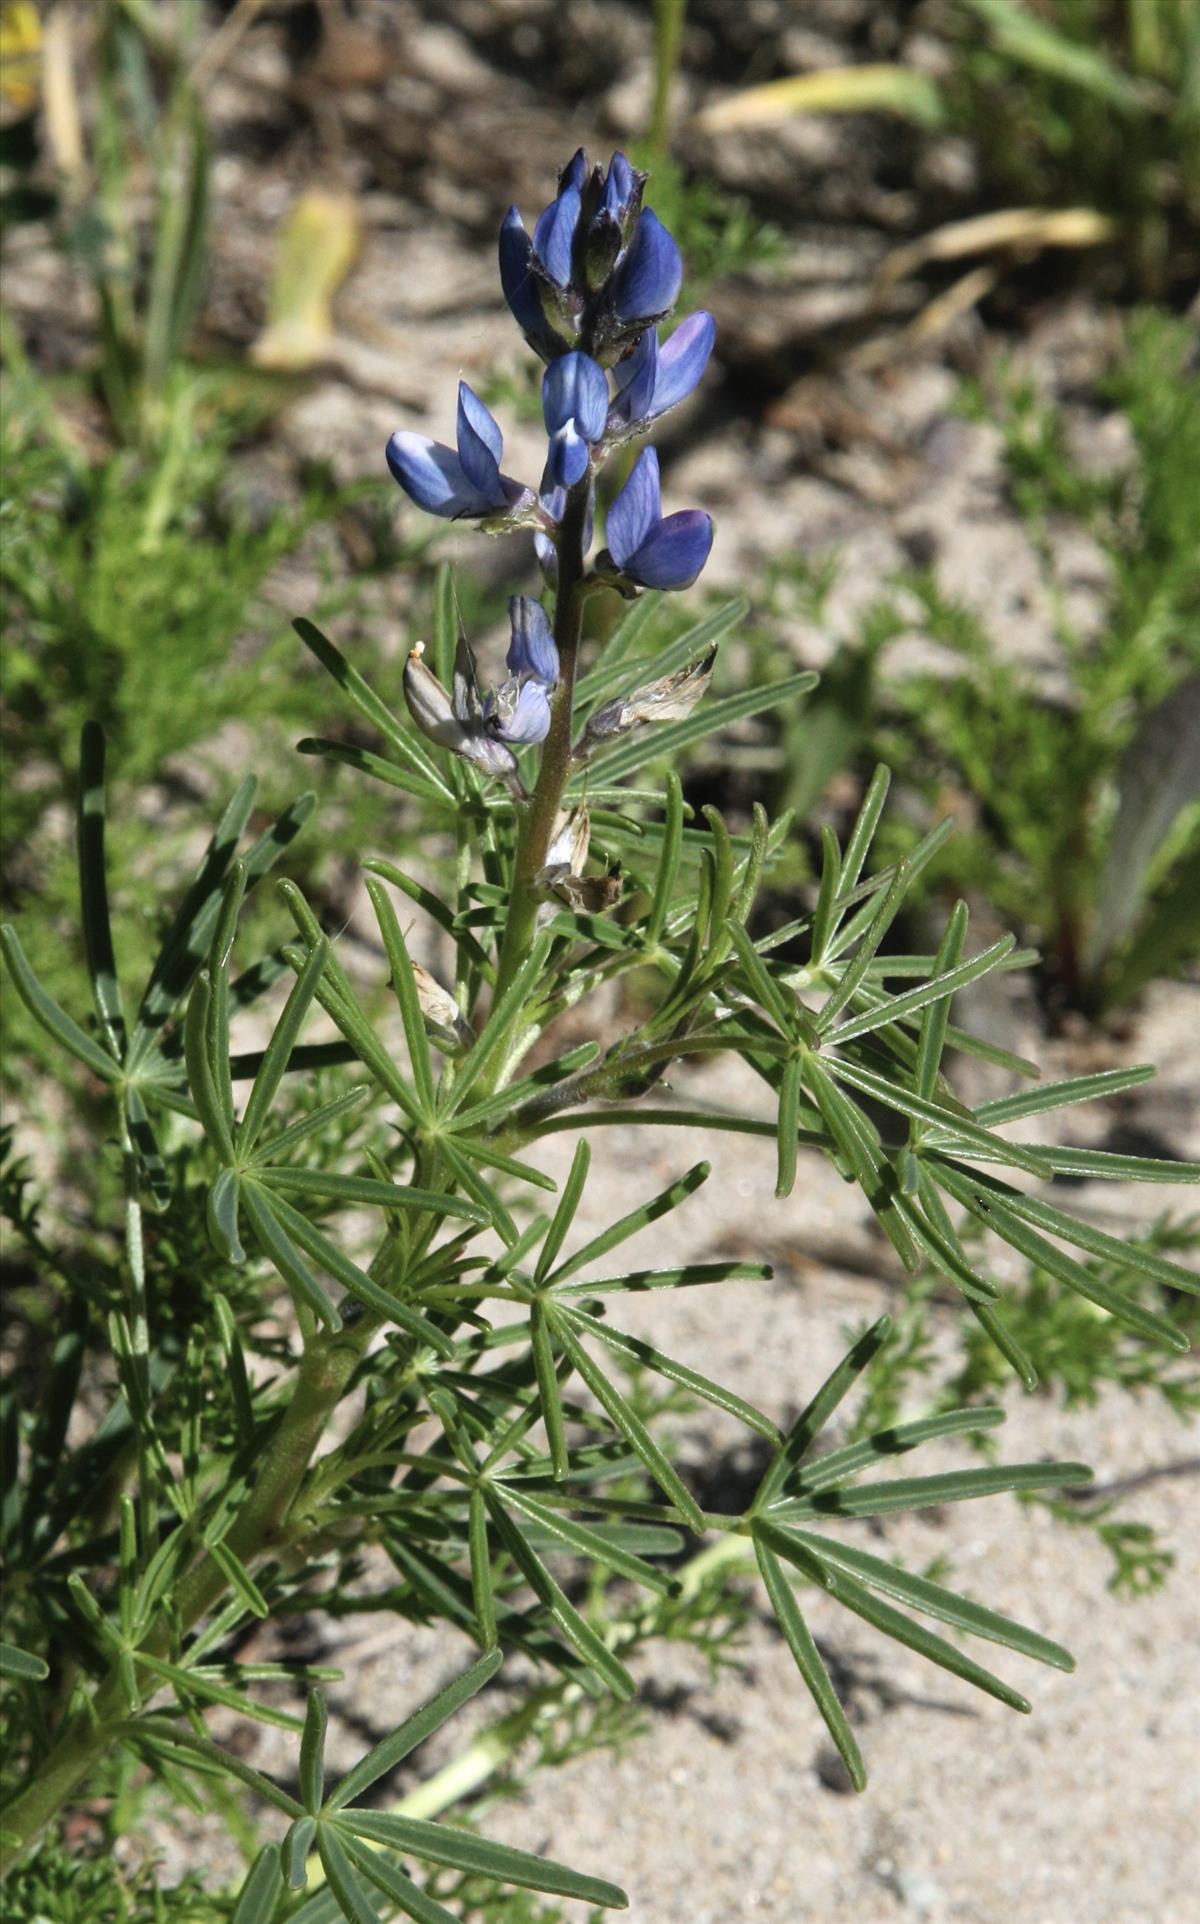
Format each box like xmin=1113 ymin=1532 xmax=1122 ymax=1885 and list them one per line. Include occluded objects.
xmin=490 ymin=480 xmax=591 ymax=1009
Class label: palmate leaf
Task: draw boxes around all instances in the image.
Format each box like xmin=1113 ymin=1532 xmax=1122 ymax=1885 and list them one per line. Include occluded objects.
xmin=205 ymin=1650 xmax=625 ymax=1924
xmin=742 ymin=1324 xmax=1089 ymax=1785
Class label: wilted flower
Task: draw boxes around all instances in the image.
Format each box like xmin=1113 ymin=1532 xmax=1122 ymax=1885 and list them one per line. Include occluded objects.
xmin=607 ymin=312 xmax=716 ymax=440
xmin=402 ymin=640 xmax=528 ymax=794
xmin=542 ymin=352 xmax=609 ymax=488
xmin=506 ymin=596 xmax=559 ymax=686
xmin=598 ymin=446 xmax=713 ymax=591
xmin=535 ymin=803 xmax=622 ymax=914
xmin=576 ymin=644 xmax=718 ymax=759
xmin=484 ymin=675 xmax=553 ymax=746
xmin=386 ymin=383 xmax=535 ymax=524
xmin=411 ymin=960 xmax=474 ymax=1053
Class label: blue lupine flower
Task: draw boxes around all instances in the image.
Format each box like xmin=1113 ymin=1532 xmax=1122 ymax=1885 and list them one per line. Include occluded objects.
xmin=506 ymin=596 xmax=559 ymax=686
xmin=611 ymin=210 xmax=682 ymax=330
xmin=602 ymin=446 xmax=712 ymax=591
xmin=542 ymin=351 xmax=609 ymax=488
xmin=499 ymin=207 xmax=574 ymax=362
xmin=484 ymin=675 xmax=553 ymax=745
xmin=609 ymin=312 xmax=715 ymax=437
xmin=532 ymin=147 xmax=587 ymax=284
xmin=386 ymin=383 xmax=534 ymax=522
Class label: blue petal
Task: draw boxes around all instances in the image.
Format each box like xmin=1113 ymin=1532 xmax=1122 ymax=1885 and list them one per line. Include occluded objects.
xmin=647 ymin=311 xmax=715 ymax=419
xmin=625 ymin=509 xmax=713 ymax=590
xmin=547 ymin=422 xmax=590 ymax=488
xmin=386 ymin=433 xmax=484 ymax=518
xmin=542 ymin=352 xmax=609 ymax=442
xmin=612 ymin=208 xmax=682 ymax=324
xmin=506 ymin=597 xmax=559 ymax=685
xmin=560 ymin=147 xmax=589 ymax=193
xmin=499 ymin=207 xmax=550 ymax=348
xmin=533 ymin=181 xmax=582 ymax=287
xmin=602 ymin=150 xmax=637 ymax=220
xmin=605 ymin=446 xmax=661 ymax=568
xmin=486 ymin=676 xmax=553 ymax=745
xmin=456 ymin=383 xmax=503 ymax=494
xmin=610 ymin=328 xmax=658 ymax=428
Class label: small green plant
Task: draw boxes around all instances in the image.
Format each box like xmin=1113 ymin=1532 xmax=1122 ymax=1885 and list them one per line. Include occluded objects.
xmin=784 ymin=310 xmax=1200 ymax=1015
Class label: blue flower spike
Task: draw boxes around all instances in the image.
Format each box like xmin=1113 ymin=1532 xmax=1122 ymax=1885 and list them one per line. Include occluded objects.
xmin=601 ymin=446 xmax=713 ymax=592
xmin=386 ymin=383 xmax=534 ymax=524
xmin=542 ymin=352 xmax=609 ymax=488
xmin=506 ymin=597 xmax=559 ymax=687
xmin=609 ymin=311 xmax=716 ymax=438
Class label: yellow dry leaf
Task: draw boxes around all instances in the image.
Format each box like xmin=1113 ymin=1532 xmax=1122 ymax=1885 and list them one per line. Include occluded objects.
xmin=695 ymin=64 xmax=945 ymax=134
xmin=250 ymin=189 xmax=361 ymax=372
xmin=0 ymin=1 xmax=42 ymax=114
xmin=877 ymin=206 xmax=1116 ymax=291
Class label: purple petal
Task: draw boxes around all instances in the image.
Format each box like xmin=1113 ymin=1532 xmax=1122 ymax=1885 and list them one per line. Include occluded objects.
xmin=507 ymin=597 xmax=559 ymax=685
xmin=533 ymin=182 xmax=582 ymax=287
xmin=605 ymin=446 xmax=661 ymax=568
xmin=485 ymin=676 xmax=553 ymax=745
xmin=610 ymin=328 xmax=658 ymax=428
xmin=542 ymin=351 xmax=609 ymax=442
xmin=625 ymin=509 xmax=713 ymax=591
xmin=612 ymin=208 xmax=682 ymax=325
xmin=386 ymin=432 xmax=482 ymax=517
xmin=647 ymin=311 xmax=715 ymax=420
xmin=456 ymin=383 xmax=503 ymax=494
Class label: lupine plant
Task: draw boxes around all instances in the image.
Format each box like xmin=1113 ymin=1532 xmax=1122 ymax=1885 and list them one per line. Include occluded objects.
xmin=3 ymin=149 xmax=1199 ymax=1922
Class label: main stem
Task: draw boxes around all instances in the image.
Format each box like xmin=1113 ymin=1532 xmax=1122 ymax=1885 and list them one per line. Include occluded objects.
xmin=0 ymin=1312 xmax=380 ymax=1874
xmin=491 ymin=479 xmax=591 ymax=1007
